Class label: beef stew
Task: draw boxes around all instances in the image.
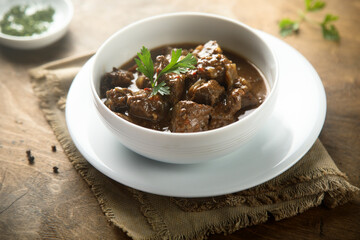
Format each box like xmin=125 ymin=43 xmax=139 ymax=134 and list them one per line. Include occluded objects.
xmin=100 ymin=41 xmax=268 ymax=132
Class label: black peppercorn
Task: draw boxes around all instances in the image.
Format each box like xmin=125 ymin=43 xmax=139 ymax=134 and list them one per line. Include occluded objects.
xmin=26 ymin=150 xmax=34 ymax=164
xmin=28 ymin=156 xmax=34 ymax=164
xmin=51 ymin=145 xmax=57 ymax=152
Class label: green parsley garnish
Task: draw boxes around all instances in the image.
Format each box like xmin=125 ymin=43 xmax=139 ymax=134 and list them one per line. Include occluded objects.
xmin=135 ymin=46 xmax=197 ymax=96
xmin=279 ymin=0 xmax=340 ymax=41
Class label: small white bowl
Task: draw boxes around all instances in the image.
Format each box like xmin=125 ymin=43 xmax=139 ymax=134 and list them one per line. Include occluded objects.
xmin=0 ymin=0 xmax=73 ymax=50
xmin=90 ymin=12 xmax=279 ymax=164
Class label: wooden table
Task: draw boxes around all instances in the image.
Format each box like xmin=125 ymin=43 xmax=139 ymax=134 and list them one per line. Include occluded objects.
xmin=1 ymin=0 xmax=359 ymax=239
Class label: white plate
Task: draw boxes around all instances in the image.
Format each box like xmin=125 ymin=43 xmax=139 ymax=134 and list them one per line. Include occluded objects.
xmin=65 ymin=32 xmax=326 ymax=197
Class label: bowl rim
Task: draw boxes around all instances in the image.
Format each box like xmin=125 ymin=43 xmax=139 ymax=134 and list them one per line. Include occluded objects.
xmin=91 ymin=12 xmax=279 ymax=137
xmin=0 ymin=0 xmax=74 ymax=41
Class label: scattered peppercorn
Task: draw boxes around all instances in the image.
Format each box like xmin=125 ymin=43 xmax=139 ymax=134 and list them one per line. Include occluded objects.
xmin=28 ymin=156 xmax=35 ymax=165
xmin=53 ymin=166 xmax=59 ymax=173
xmin=51 ymin=145 xmax=57 ymax=152
xmin=26 ymin=150 xmax=35 ymax=164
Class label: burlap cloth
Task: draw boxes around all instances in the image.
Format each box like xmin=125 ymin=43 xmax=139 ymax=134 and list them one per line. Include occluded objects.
xmin=29 ymin=53 xmax=359 ymax=240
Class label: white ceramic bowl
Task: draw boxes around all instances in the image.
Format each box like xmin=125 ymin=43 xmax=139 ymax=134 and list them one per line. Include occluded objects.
xmin=90 ymin=12 xmax=279 ymax=164
xmin=0 ymin=0 xmax=73 ymax=49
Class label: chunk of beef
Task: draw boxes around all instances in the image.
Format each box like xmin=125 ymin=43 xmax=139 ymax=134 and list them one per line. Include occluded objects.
xmin=115 ymin=112 xmax=165 ymax=131
xmin=196 ymin=54 xmax=229 ymax=83
xmin=127 ymin=89 xmax=169 ymax=122
xmin=233 ymin=76 xmax=259 ymax=108
xmin=225 ymin=63 xmax=238 ymax=89
xmin=233 ymin=76 xmax=252 ymax=91
xmin=184 ymin=69 xmax=199 ymax=90
xmin=170 ymin=100 xmax=212 ymax=132
xmin=209 ymin=88 xmax=243 ymax=129
xmin=187 ymin=79 xmax=225 ymax=106
xmin=209 ymin=115 xmax=235 ymax=130
xmin=217 ymin=88 xmax=243 ymax=115
xmin=193 ymin=41 xmax=232 ymax=86
xmin=241 ymin=91 xmax=259 ymax=109
xmin=226 ymin=88 xmax=243 ymax=114
xmin=193 ymin=40 xmax=223 ymax=58
xmin=154 ymin=55 xmax=169 ymax=73
xmin=163 ymin=73 xmax=186 ymax=106
xmin=105 ymin=88 xmax=133 ymax=112
xmin=100 ymin=68 xmax=134 ymax=97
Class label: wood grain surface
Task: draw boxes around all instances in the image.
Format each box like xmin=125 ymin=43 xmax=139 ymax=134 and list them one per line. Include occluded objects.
xmin=0 ymin=0 xmax=359 ymax=239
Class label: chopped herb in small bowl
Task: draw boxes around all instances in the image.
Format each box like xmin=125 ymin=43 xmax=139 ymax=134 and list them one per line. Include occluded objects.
xmin=0 ymin=4 xmax=55 ymax=37
xmin=0 ymin=0 xmax=73 ymax=49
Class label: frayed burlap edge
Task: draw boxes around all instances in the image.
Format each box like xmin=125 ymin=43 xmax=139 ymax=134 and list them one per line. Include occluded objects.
xmin=134 ymin=177 xmax=358 ymax=240
xmin=131 ymin=190 xmax=323 ymax=240
xmin=172 ymin=169 xmax=356 ymax=212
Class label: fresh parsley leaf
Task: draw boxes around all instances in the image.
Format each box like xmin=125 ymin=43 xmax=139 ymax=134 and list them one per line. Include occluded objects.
xmin=321 ymin=25 xmax=340 ymax=41
xmin=322 ymin=13 xmax=339 ymax=24
xmin=159 ymin=49 xmax=197 ymax=78
xmin=135 ymin=46 xmax=154 ymax=84
xmin=153 ymin=81 xmax=170 ymax=96
xmin=135 ymin=46 xmax=197 ymax=96
xmin=321 ymin=14 xmax=340 ymax=41
xmin=279 ymin=18 xmax=299 ymax=37
xmin=305 ymin=0 xmax=326 ymax=12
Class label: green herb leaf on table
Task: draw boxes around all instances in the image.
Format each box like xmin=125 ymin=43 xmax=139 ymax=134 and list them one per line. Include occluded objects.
xmin=279 ymin=18 xmax=300 ymax=37
xmin=135 ymin=47 xmax=197 ymax=96
xmin=305 ymin=0 xmax=326 ymax=12
xmin=321 ymin=14 xmax=340 ymax=41
xmin=322 ymin=13 xmax=339 ymax=24
xmin=279 ymin=0 xmax=340 ymax=41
